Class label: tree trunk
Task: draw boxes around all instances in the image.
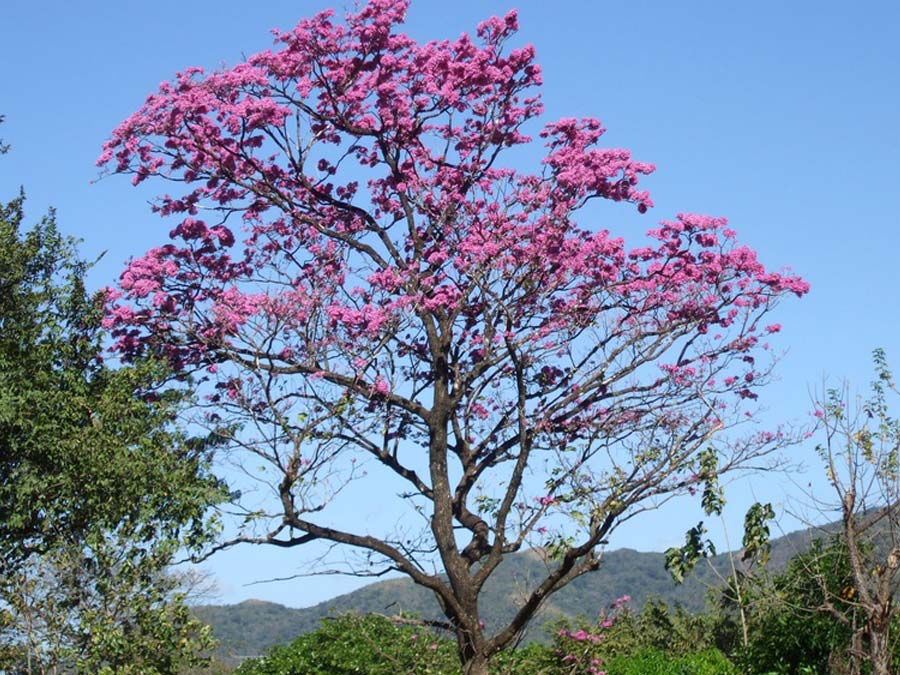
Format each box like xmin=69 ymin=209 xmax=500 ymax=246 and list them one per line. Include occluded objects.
xmin=456 ymin=624 xmax=489 ymax=675
xmin=870 ymin=630 xmax=893 ymax=675
xmin=462 ymin=653 xmax=490 ymax=675
xmin=848 ymin=624 xmax=863 ymax=675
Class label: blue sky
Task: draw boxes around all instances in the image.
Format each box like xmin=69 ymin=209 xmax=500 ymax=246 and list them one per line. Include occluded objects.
xmin=2 ymin=0 xmax=899 ymax=608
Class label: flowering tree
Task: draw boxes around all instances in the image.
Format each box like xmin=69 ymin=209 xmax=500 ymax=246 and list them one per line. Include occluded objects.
xmin=99 ymin=3 xmax=807 ymax=673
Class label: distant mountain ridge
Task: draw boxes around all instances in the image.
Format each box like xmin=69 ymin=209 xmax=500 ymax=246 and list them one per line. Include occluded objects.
xmin=193 ymin=523 xmax=828 ymax=660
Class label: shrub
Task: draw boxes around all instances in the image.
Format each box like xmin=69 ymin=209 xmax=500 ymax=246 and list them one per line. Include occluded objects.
xmin=235 ymin=614 xmax=458 ymax=675
xmin=604 ymin=648 xmax=738 ymax=675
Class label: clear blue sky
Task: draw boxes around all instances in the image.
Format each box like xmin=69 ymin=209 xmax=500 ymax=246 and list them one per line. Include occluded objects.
xmin=2 ymin=0 xmax=899 ymax=607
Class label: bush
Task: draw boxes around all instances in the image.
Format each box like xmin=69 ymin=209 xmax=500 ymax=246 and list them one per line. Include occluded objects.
xmin=598 ymin=599 xmax=720 ymax=658
xmin=235 ymin=614 xmax=458 ymax=675
xmin=604 ymin=648 xmax=738 ymax=675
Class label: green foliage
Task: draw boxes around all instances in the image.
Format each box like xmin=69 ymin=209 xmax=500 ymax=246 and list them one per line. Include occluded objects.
xmin=697 ymin=448 xmax=726 ymax=518
xmin=1 ymin=538 xmax=215 ymax=675
xmin=0 ymin=194 xmax=221 ymax=562
xmin=488 ymin=643 xmax=557 ymax=675
xmin=664 ymin=448 xmax=730 ymax=584
xmin=665 ymin=523 xmax=717 ymax=584
xmin=194 ymin=600 xmax=322 ymax=663
xmin=235 ymin=614 xmax=458 ymax=675
xmin=548 ymin=597 xmax=723 ymax=675
xmin=603 ymin=648 xmax=738 ymax=675
xmin=742 ymin=503 xmax=776 ymax=567
xmin=600 ymin=600 xmax=720 ymax=659
xmin=0 ymin=132 xmax=225 ymax=674
xmin=732 ymin=538 xmax=857 ymax=675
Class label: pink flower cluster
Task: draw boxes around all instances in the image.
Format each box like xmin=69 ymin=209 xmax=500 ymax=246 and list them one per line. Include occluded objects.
xmin=558 ymin=628 xmax=603 ymax=643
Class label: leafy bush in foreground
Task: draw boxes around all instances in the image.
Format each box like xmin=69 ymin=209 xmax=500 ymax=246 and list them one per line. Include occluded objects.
xmin=604 ymin=648 xmax=738 ymax=675
xmin=234 ymin=614 xmax=457 ymax=675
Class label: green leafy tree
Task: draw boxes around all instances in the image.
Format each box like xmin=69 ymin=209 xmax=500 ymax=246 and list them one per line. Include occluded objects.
xmin=1 ymin=538 xmax=215 ymax=675
xmin=735 ymin=537 xmax=856 ymax=675
xmin=0 ymin=122 xmax=224 ymax=674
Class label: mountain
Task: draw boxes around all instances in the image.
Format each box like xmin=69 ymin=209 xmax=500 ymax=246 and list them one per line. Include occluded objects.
xmin=193 ymin=523 xmax=830 ymax=661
